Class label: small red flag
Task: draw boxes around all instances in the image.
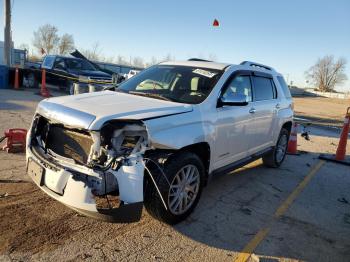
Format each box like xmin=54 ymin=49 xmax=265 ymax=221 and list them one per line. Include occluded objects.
xmin=213 ymin=19 xmax=219 ymax=27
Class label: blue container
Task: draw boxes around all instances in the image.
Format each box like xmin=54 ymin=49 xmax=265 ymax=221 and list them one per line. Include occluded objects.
xmin=0 ymin=65 xmax=9 ymax=89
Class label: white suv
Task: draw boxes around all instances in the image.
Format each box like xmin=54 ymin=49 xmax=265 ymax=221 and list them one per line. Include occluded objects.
xmin=26 ymin=60 xmax=293 ymax=224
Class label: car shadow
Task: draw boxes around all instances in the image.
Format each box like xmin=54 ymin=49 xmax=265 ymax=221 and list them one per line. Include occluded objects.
xmin=171 ymin=146 xmax=350 ymax=261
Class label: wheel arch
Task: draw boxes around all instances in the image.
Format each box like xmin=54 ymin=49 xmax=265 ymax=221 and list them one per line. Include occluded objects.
xmin=282 ymin=121 xmax=292 ymax=134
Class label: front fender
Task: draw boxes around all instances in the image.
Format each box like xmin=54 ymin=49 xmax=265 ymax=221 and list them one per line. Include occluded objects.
xmin=144 ymin=111 xmax=214 ymax=150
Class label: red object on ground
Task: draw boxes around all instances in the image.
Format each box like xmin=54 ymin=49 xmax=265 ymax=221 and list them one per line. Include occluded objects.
xmin=14 ymin=67 xmax=19 ymax=89
xmin=40 ymin=69 xmax=51 ymax=97
xmin=287 ymin=122 xmax=298 ymax=154
xmin=335 ymin=107 xmax=350 ymax=161
xmin=0 ymin=129 xmax=27 ymax=153
xmin=213 ymin=19 xmax=219 ymax=27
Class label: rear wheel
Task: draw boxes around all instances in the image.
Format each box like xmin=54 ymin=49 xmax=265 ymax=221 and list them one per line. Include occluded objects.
xmin=144 ymin=152 xmax=205 ymax=224
xmin=262 ymin=128 xmax=289 ymax=168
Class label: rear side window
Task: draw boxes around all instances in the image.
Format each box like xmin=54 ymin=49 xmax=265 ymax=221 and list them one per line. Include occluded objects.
xmin=42 ymin=56 xmax=55 ymax=69
xmin=277 ymin=76 xmax=292 ymax=98
xmin=252 ymin=76 xmax=276 ymax=101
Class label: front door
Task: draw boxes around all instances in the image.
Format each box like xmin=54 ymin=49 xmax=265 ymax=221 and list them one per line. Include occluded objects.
xmin=213 ymin=73 xmax=255 ymax=170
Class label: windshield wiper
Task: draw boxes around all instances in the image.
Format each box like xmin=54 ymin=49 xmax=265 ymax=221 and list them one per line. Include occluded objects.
xmin=128 ymin=91 xmax=174 ymax=102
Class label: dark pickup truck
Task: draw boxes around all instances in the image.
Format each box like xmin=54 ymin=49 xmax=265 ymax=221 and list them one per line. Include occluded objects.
xmin=24 ymin=55 xmax=113 ymax=94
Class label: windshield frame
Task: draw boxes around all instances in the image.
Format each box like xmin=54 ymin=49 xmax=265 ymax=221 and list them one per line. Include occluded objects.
xmin=117 ymin=65 xmax=224 ymax=104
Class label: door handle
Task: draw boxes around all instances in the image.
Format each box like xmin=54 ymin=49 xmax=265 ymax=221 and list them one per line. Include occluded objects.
xmin=249 ymin=108 xmax=256 ymax=114
xmin=275 ymin=103 xmax=281 ymax=109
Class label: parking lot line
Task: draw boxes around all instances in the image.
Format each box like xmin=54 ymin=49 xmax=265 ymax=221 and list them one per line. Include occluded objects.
xmin=234 ymin=160 xmax=325 ymax=262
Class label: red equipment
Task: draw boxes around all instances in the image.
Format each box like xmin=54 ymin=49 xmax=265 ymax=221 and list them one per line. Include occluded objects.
xmin=0 ymin=129 xmax=27 ymax=153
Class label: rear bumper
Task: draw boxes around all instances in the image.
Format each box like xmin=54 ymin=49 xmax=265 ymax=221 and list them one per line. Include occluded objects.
xmin=26 ymin=144 xmax=144 ymax=223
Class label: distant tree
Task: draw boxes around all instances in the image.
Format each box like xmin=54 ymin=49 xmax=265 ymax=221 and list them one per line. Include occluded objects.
xmin=116 ymin=55 xmax=128 ymax=65
xmin=162 ymin=53 xmax=174 ymax=62
xmin=208 ymin=53 xmax=217 ymax=61
xmin=58 ymin=33 xmax=75 ymax=55
xmin=305 ymin=55 xmax=347 ymax=92
xmin=32 ymin=24 xmax=60 ymax=55
xmin=132 ymin=56 xmax=144 ymax=67
xmin=81 ymin=42 xmax=102 ymax=61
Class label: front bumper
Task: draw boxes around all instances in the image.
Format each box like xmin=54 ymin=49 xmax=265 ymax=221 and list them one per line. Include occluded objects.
xmin=26 ymin=143 xmax=144 ymax=223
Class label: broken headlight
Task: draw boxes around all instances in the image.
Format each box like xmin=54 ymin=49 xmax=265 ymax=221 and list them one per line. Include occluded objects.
xmin=100 ymin=121 xmax=149 ymax=160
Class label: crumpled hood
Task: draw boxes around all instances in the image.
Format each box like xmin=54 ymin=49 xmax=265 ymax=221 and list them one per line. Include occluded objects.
xmin=36 ymin=91 xmax=193 ymax=130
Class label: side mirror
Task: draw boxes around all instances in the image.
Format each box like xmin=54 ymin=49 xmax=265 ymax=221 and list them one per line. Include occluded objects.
xmin=217 ymin=93 xmax=249 ymax=107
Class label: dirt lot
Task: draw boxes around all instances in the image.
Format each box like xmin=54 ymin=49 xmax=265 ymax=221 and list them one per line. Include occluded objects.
xmin=293 ymin=96 xmax=350 ymax=128
xmin=0 ymin=89 xmax=350 ymax=261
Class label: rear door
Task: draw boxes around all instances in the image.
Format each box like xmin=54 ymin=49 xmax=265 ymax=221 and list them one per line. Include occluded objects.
xmin=248 ymin=72 xmax=279 ymax=154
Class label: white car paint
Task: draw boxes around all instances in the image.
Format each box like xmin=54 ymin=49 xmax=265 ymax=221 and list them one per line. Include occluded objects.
xmin=26 ymin=60 xmax=293 ymax=220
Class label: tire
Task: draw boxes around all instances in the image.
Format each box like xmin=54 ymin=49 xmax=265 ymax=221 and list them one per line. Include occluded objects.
xmin=144 ymin=152 xmax=205 ymax=224
xmin=67 ymin=80 xmax=74 ymax=95
xmin=262 ymin=128 xmax=290 ymax=168
xmin=26 ymin=72 xmax=38 ymax=88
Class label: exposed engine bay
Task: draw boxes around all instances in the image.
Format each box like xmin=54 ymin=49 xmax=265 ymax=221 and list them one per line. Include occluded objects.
xmin=27 ymin=115 xmax=158 ymax=222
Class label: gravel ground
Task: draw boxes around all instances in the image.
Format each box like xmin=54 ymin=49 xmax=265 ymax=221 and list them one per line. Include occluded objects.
xmin=0 ymin=89 xmax=349 ymax=261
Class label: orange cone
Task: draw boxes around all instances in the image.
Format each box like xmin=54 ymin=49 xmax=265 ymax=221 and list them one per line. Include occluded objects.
xmin=319 ymin=107 xmax=350 ymax=166
xmin=287 ymin=122 xmax=298 ymax=155
xmin=335 ymin=107 xmax=350 ymax=161
xmin=14 ymin=67 xmax=19 ymax=89
xmin=40 ymin=69 xmax=51 ymax=98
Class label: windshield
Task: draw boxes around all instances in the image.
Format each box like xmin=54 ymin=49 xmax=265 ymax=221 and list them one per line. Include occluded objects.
xmin=65 ymin=59 xmax=97 ymax=71
xmin=117 ymin=65 xmax=223 ymax=104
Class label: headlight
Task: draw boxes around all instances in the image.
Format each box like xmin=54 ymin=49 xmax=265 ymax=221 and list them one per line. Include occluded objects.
xmin=101 ymin=121 xmax=149 ymax=158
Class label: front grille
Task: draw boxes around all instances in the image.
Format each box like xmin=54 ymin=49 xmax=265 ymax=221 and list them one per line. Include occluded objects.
xmin=36 ymin=117 xmax=94 ymax=165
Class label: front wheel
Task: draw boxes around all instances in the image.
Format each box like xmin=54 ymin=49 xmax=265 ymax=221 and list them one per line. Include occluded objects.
xmin=262 ymin=128 xmax=289 ymax=168
xmin=144 ymin=152 xmax=205 ymax=224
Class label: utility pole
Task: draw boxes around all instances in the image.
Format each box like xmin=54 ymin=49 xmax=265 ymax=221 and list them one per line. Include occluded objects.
xmin=4 ymin=0 xmax=11 ymax=66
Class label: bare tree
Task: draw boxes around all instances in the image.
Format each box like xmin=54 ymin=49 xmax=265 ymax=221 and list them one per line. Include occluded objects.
xmin=32 ymin=24 xmax=60 ymax=54
xmin=58 ymin=34 xmax=75 ymax=55
xmin=132 ymin=56 xmax=144 ymax=67
xmin=116 ymin=55 xmax=128 ymax=65
xmin=305 ymin=55 xmax=347 ymax=92
xmin=81 ymin=42 xmax=103 ymax=61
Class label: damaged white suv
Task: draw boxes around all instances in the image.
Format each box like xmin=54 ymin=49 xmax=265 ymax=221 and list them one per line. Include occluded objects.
xmin=26 ymin=60 xmax=293 ymax=224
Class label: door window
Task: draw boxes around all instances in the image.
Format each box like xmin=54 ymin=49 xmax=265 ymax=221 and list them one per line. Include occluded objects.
xmin=54 ymin=57 xmax=66 ymax=70
xmin=222 ymin=75 xmax=252 ymax=102
xmin=252 ymin=76 xmax=276 ymax=101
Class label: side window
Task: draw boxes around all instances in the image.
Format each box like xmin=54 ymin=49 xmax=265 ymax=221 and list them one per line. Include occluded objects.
xmin=277 ymin=76 xmax=291 ymax=98
xmin=252 ymin=76 xmax=276 ymax=101
xmin=222 ymin=75 xmax=252 ymax=102
xmin=54 ymin=57 xmax=66 ymax=70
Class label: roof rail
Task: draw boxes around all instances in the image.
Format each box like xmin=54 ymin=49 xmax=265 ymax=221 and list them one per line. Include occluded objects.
xmin=188 ymin=58 xmax=213 ymax=62
xmin=240 ymin=61 xmax=275 ymax=71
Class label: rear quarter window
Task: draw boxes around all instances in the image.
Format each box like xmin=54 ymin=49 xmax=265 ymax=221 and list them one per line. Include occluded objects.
xmin=277 ymin=76 xmax=292 ymax=98
xmin=42 ymin=56 xmax=55 ymax=69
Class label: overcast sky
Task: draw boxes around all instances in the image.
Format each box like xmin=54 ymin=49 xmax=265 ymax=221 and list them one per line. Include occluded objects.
xmin=1 ymin=0 xmax=349 ymax=90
